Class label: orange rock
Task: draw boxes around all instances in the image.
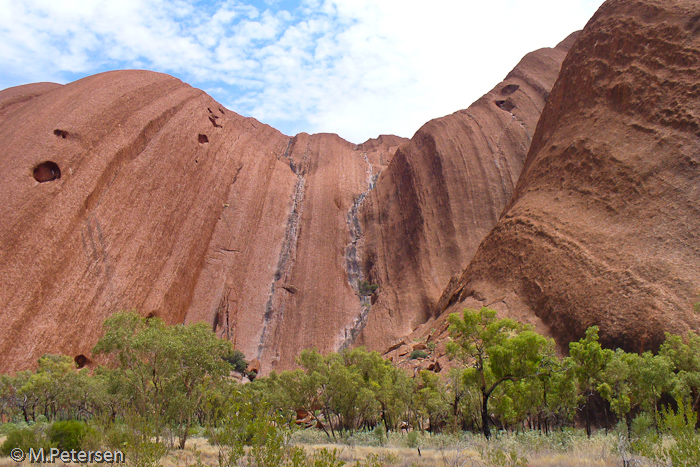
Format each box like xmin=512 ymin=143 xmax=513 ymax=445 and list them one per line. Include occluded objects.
xmin=0 ymin=33 xmax=574 ymax=373
xmin=355 ymin=34 xmax=578 ymax=354
xmin=436 ymin=0 xmax=700 ymax=352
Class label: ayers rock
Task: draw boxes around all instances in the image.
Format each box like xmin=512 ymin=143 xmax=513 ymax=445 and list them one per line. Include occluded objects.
xmin=0 ymin=34 xmax=574 ymax=373
xmin=431 ymin=0 xmax=700 ymax=354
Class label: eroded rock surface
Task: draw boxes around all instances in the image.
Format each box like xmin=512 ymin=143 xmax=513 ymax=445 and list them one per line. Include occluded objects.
xmin=0 ymin=71 xmax=407 ymax=373
xmin=356 ymin=35 xmax=578 ymax=352
xmin=436 ymin=0 xmax=700 ymax=352
xmin=0 ymin=31 xmax=573 ymax=373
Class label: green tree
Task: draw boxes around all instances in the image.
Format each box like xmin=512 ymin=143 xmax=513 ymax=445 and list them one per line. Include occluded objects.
xmin=660 ymin=331 xmax=700 ymax=420
xmin=447 ymin=307 xmax=554 ymax=439
xmin=567 ymin=326 xmax=612 ymax=437
xmin=93 ymin=311 xmax=234 ymax=449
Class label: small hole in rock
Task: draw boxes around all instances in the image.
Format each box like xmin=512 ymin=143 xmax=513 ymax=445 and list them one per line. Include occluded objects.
xmin=33 ymin=161 xmax=61 ymax=182
xmin=207 ymin=108 xmax=213 ymax=114
xmin=74 ymin=354 xmax=91 ymax=369
xmin=53 ymin=129 xmax=68 ymax=139
xmin=219 ymin=107 xmax=225 ymax=114
xmin=208 ymin=116 xmax=222 ymax=128
xmin=495 ymin=99 xmax=516 ymax=112
xmin=500 ymin=84 xmax=520 ymax=95
xmin=195 ymin=159 xmax=199 ymax=163
xmin=198 ymin=134 xmax=209 ymax=144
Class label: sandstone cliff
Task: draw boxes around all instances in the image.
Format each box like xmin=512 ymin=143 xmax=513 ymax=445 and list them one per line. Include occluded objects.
xmin=0 ymin=31 xmax=573 ymax=373
xmin=0 ymin=71 xmax=405 ymax=373
xmin=434 ymin=0 xmax=700 ymax=353
xmin=355 ymin=35 xmax=578 ymax=352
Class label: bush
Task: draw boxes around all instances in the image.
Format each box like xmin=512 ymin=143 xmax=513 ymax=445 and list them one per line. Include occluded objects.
xmin=223 ymin=350 xmax=248 ymax=373
xmin=406 ymin=430 xmax=419 ymax=448
xmin=1 ymin=425 xmax=52 ymax=456
xmin=358 ymin=281 xmax=379 ymax=296
xmin=410 ymin=350 xmax=428 ymax=360
xmin=372 ymin=424 xmax=386 ymax=446
xmin=48 ymin=420 xmax=87 ymax=451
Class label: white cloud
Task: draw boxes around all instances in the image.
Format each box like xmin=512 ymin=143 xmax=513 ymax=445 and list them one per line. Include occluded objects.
xmin=0 ymin=0 xmax=606 ymax=143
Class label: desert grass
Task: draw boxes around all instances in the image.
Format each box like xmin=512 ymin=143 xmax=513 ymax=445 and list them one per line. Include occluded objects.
xmin=1 ymin=429 xmax=661 ymax=466
xmin=161 ymin=429 xmax=640 ymax=466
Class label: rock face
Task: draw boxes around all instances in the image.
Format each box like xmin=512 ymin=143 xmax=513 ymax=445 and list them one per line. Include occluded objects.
xmin=355 ymin=35 xmax=578 ymax=352
xmin=0 ymin=32 xmax=573 ymax=373
xmin=436 ymin=0 xmax=700 ymax=352
xmin=0 ymin=71 xmax=405 ymax=373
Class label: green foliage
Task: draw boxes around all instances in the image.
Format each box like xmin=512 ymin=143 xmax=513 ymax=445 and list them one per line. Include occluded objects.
xmin=93 ymin=311 xmax=234 ymax=449
xmin=447 ymin=307 xmax=555 ymax=438
xmin=358 ymin=280 xmax=379 ymax=296
xmin=372 ymin=424 xmax=386 ymax=445
xmin=406 ymin=430 xmax=419 ymax=448
xmin=410 ymin=349 xmax=428 ymax=360
xmin=567 ymin=326 xmax=613 ymax=437
xmin=223 ymin=349 xmax=249 ymax=373
xmin=0 ymin=424 xmax=52 ymax=456
xmin=633 ymin=397 xmax=700 ymax=467
xmin=2 ymin=307 xmax=700 ymax=467
xmin=47 ymin=420 xmax=87 ymax=451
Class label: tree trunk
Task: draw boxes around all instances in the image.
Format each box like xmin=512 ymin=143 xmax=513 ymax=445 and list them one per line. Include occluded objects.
xmin=585 ymin=393 xmax=592 ymax=438
xmin=482 ymin=392 xmax=491 ymax=439
xmin=178 ymin=416 xmax=191 ymax=450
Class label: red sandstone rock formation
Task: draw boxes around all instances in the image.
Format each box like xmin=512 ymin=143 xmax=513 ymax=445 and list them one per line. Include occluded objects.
xmin=0 ymin=32 xmax=572 ymax=373
xmin=434 ymin=0 xmax=700 ymax=352
xmin=356 ymin=35 xmax=578 ymax=352
xmin=0 ymin=71 xmax=406 ymax=373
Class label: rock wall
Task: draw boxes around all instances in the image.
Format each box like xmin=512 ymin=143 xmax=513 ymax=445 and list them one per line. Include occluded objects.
xmin=437 ymin=0 xmax=700 ymax=352
xmin=0 ymin=71 xmax=406 ymax=373
xmin=356 ymin=35 xmax=578 ymax=352
xmin=0 ymin=31 xmax=574 ymax=373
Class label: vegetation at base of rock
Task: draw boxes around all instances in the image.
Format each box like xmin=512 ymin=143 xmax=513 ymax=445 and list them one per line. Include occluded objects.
xmin=358 ymin=280 xmax=379 ymax=296
xmin=410 ymin=350 xmax=428 ymax=360
xmin=0 ymin=308 xmax=698 ymax=466
xmin=223 ymin=349 xmax=249 ymax=373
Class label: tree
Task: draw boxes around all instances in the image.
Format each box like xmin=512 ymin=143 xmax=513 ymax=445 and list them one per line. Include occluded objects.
xmin=447 ymin=307 xmax=554 ymax=439
xmin=92 ymin=311 xmax=234 ymax=449
xmin=660 ymin=331 xmax=700 ymax=422
xmin=567 ymin=326 xmax=612 ymax=437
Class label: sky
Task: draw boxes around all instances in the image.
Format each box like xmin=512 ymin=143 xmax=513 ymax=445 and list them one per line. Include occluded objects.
xmin=0 ymin=0 xmax=606 ymax=144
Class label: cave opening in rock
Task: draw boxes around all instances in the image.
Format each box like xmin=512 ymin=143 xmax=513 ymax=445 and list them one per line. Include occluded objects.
xmin=495 ymin=99 xmax=516 ymax=112
xmin=32 ymin=161 xmax=61 ymax=182
xmin=198 ymin=134 xmax=209 ymax=144
xmin=53 ymin=129 xmax=68 ymax=139
xmin=500 ymin=84 xmax=520 ymax=95
xmin=74 ymin=354 xmax=91 ymax=369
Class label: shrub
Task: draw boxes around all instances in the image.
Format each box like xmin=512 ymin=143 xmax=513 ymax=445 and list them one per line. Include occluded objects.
xmin=1 ymin=425 xmax=52 ymax=456
xmin=223 ymin=349 xmax=248 ymax=373
xmin=48 ymin=420 xmax=87 ymax=451
xmin=410 ymin=350 xmax=428 ymax=360
xmin=406 ymin=430 xmax=419 ymax=448
xmin=372 ymin=424 xmax=386 ymax=446
xmin=358 ymin=281 xmax=379 ymax=296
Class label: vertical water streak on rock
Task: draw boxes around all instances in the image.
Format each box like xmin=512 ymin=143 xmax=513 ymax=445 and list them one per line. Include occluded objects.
xmin=340 ymin=151 xmax=376 ymax=349
xmin=257 ymin=137 xmax=308 ymax=359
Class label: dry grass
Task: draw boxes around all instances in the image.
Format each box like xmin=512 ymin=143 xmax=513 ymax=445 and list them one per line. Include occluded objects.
xmin=160 ymin=431 xmax=632 ymax=467
xmin=0 ymin=430 xmax=661 ymax=467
